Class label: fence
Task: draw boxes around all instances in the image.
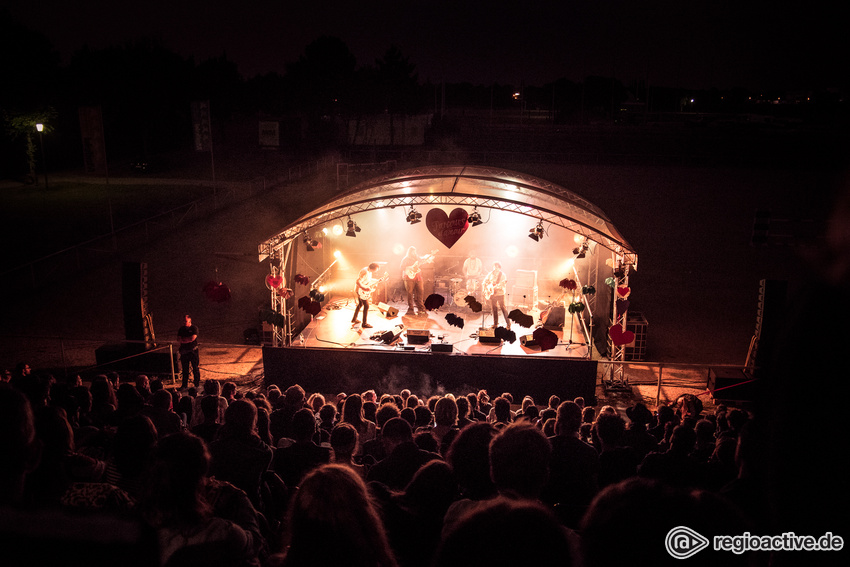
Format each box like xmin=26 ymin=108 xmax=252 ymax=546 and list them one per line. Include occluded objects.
xmin=2 ymin=330 xmax=753 ymax=410
xmin=598 ymin=359 xmax=756 ymax=409
xmin=0 ymin=334 xmax=264 ymax=390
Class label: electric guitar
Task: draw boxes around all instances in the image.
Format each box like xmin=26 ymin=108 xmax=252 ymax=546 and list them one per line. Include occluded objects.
xmin=483 ymin=274 xmax=505 ymax=301
xmin=403 ymin=250 xmax=438 ymax=280
xmin=357 ymin=272 xmax=389 ymax=301
xmin=483 ymin=282 xmax=495 ymax=301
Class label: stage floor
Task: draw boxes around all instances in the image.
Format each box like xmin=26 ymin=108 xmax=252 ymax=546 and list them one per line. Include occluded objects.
xmin=295 ymin=294 xmax=592 ymax=359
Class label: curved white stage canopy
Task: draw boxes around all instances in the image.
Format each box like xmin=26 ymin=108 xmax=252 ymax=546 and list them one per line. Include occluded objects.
xmin=259 ymin=165 xmax=637 ymax=260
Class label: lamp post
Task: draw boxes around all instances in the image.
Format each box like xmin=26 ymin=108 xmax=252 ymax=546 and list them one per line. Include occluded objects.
xmin=35 ymin=123 xmax=48 ymax=190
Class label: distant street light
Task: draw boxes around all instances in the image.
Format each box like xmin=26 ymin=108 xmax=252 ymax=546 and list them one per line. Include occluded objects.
xmin=35 ymin=123 xmax=48 ymax=190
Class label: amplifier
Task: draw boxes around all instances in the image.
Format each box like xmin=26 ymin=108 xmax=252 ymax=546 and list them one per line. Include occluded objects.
xmin=431 ymin=343 xmax=453 ymax=353
xmin=542 ymin=305 xmax=566 ymax=329
xmin=478 ymin=328 xmax=501 ymax=344
xmin=406 ymin=329 xmax=431 ymax=344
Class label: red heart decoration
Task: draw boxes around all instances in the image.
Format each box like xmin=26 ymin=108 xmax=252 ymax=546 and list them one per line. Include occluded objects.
xmin=266 ymin=274 xmax=283 ymax=289
xmin=532 ymin=328 xmax=559 ymax=351
xmin=203 ymin=281 xmax=231 ymax=303
xmin=425 ymin=208 xmax=469 ymax=249
xmin=609 ymin=325 xmax=635 ymax=346
xmin=616 ymin=286 xmax=631 ymax=298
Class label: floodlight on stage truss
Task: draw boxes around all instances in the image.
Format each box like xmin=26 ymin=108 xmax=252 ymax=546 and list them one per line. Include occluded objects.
xmin=309 ymin=288 xmax=325 ymax=302
xmin=406 ymin=206 xmax=422 ymax=224
xmin=346 ymin=217 xmax=361 ymax=237
xmin=528 ymin=221 xmax=545 ymax=242
xmin=303 ymin=232 xmax=321 ymax=251
xmin=468 ymin=207 xmax=483 ymax=227
xmin=572 ymin=238 xmax=589 ymax=259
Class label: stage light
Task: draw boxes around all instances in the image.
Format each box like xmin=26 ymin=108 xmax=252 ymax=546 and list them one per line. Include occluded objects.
xmin=333 ymin=250 xmax=341 ymax=259
xmin=572 ymin=238 xmax=589 ymax=259
xmin=528 ymin=221 xmax=544 ymax=242
xmin=346 ymin=218 xmax=361 ymax=237
xmin=406 ymin=206 xmax=422 ymax=224
xmin=303 ymin=233 xmax=321 ymax=251
xmin=469 ymin=207 xmax=483 ymax=226
xmin=309 ymin=288 xmax=325 ymax=302
xmin=332 ymin=224 xmax=344 ymax=236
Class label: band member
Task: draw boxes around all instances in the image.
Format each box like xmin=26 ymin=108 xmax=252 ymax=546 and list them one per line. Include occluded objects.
xmin=462 ymin=250 xmax=483 ymax=293
xmin=400 ymin=246 xmax=431 ymax=316
xmin=352 ymin=262 xmax=381 ymax=328
xmin=483 ymin=262 xmax=510 ymax=329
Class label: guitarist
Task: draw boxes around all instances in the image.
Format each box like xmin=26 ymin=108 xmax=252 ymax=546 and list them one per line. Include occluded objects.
xmin=352 ymin=262 xmax=381 ymax=328
xmin=400 ymin=246 xmax=433 ymax=316
xmin=483 ymin=261 xmax=510 ymax=330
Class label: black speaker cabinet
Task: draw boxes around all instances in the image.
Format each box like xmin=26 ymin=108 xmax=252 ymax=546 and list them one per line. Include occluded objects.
xmin=520 ymin=334 xmax=538 ymax=347
xmin=95 ymin=342 xmax=178 ymax=375
xmin=542 ymin=306 xmax=566 ymax=329
xmin=431 ymin=343 xmax=453 ymax=353
xmin=122 ymin=262 xmax=148 ymax=342
xmin=406 ymin=329 xmax=431 ymax=344
xmin=478 ymin=328 xmax=501 ymax=344
xmin=707 ymin=368 xmax=757 ymax=402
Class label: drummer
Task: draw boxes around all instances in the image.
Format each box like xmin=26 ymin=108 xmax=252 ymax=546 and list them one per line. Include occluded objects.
xmin=462 ymin=250 xmax=483 ymax=293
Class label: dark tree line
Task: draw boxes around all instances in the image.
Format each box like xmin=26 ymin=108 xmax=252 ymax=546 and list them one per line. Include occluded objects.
xmin=2 ymin=9 xmax=845 ymax=178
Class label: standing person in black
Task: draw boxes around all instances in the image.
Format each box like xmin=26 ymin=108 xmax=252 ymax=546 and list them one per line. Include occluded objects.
xmin=400 ymin=246 xmax=434 ymax=316
xmin=353 ymin=262 xmax=382 ymax=329
xmin=177 ymin=315 xmax=200 ymax=389
xmin=482 ymin=262 xmax=510 ymax=329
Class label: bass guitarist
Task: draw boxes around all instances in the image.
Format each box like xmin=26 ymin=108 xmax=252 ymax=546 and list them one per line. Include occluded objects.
xmin=400 ymin=246 xmax=436 ymax=316
xmin=352 ymin=262 xmax=384 ymax=328
xmin=483 ymin=261 xmax=510 ymax=329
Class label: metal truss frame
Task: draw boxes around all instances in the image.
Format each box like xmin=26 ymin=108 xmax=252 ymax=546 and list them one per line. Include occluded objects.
xmin=259 ymin=166 xmax=638 ymax=348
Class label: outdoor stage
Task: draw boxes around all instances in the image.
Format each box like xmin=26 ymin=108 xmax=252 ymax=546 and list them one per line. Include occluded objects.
xmin=259 ymin=165 xmax=640 ymax=406
xmin=262 ymin=293 xmax=600 ymax=404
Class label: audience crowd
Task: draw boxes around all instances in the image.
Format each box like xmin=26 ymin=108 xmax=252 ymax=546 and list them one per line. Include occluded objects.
xmin=0 ymin=363 xmax=840 ymax=566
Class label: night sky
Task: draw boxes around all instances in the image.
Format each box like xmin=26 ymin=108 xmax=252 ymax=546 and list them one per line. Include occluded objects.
xmin=3 ymin=1 xmax=845 ymax=92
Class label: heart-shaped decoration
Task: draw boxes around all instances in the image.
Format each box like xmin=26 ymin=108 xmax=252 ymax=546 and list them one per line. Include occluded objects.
xmin=616 ymin=286 xmax=631 ymax=298
xmin=265 ymin=274 xmax=283 ymax=289
xmin=609 ymin=325 xmax=636 ymax=346
xmin=533 ymin=328 xmax=559 ymax=351
xmin=616 ymin=298 xmax=630 ymax=314
xmin=426 ymin=208 xmax=469 ymax=249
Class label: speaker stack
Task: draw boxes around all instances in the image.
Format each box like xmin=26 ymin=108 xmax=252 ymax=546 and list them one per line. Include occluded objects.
xmin=122 ymin=261 xmax=150 ymax=348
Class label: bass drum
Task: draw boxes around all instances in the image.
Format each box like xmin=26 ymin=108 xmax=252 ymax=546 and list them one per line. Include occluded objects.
xmin=454 ymin=291 xmax=469 ymax=306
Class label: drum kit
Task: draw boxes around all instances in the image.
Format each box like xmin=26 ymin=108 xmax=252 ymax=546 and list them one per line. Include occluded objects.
xmin=447 ymin=275 xmax=482 ymax=307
